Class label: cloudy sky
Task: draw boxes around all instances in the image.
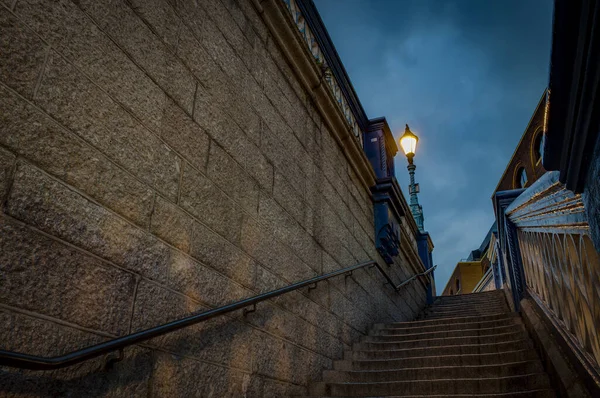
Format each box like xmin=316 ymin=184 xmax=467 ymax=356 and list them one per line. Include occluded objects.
xmin=314 ymin=0 xmax=553 ymax=292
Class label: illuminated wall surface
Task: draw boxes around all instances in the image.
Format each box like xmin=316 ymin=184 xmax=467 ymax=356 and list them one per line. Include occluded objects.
xmin=0 ymin=0 xmax=430 ymax=395
xmin=442 ymin=262 xmax=485 ymax=296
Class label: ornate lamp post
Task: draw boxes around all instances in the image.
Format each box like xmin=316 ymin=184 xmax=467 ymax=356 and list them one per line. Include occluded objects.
xmin=399 ymin=124 xmax=425 ymax=232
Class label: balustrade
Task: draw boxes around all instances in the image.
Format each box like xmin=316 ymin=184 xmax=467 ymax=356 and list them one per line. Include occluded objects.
xmin=497 ymin=171 xmax=600 ymax=375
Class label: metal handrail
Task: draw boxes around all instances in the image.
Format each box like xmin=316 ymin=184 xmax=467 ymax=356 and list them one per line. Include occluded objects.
xmin=396 ymin=264 xmax=436 ymax=289
xmin=0 ymin=260 xmax=433 ymax=370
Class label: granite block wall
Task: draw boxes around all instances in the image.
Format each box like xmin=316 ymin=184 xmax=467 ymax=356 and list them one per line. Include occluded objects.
xmin=0 ymin=0 xmax=428 ymax=396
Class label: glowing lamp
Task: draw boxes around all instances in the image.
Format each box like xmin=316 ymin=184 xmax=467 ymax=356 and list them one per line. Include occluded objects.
xmin=399 ymin=124 xmax=419 ymax=159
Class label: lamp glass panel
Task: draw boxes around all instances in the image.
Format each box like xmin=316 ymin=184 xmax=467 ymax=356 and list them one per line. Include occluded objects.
xmin=400 ymin=135 xmax=417 ymax=156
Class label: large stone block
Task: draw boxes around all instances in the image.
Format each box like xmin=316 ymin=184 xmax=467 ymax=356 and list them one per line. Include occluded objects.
xmin=132 ymin=280 xmax=252 ymax=370
xmin=190 ymin=221 xmax=257 ymax=289
xmin=0 ymin=85 xmax=154 ymax=227
xmin=273 ymin=172 xmax=306 ymax=226
xmin=206 ymin=142 xmax=259 ymax=215
xmin=0 ymin=9 xmax=46 ymax=99
xmin=0 ymin=217 xmax=136 ymax=335
xmin=247 ymin=375 xmax=307 ymax=398
xmin=207 ymin=80 xmax=261 ymax=146
xmin=244 ymin=205 xmax=321 ymax=276
xmin=127 ymin=0 xmax=182 ymax=54
xmin=6 ymin=162 xmax=171 ymax=283
xmin=160 ymin=97 xmax=210 ymax=173
xmin=179 ymin=165 xmax=242 ymax=244
xmin=35 ymin=54 xmax=180 ymax=201
xmin=77 ymin=0 xmax=195 ymax=114
xmin=241 ymin=216 xmax=316 ymax=285
xmin=176 ymin=24 xmax=228 ymax=91
xmin=232 ymin=0 xmax=268 ymax=44
xmin=14 ymin=0 xmax=166 ymax=131
xmin=0 ymin=146 xmax=15 ymax=203
xmin=251 ymin=329 xmax=309 ymax=385
xmin=167 ymin=250 xmax=250 ymax=307
xmin=193 ymin=86 xmax=273 ymax=191
xmin=0 ymin=310 xmax=153 ymax=397
xmin=150 ymin=352 xmax=250 ymax=398
xmin=150 ymin=196 xmax=194 ymax=253
xmin=261 ymin=124 xmax=305 ymax=195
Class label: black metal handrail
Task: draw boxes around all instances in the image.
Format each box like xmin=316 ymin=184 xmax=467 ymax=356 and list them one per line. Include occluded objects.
xmin=0 ymin=260 xmax=434 ymax=370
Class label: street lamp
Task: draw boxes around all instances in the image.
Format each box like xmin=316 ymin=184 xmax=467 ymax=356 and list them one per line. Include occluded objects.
xmin=400 ymin=124 xmax=425 ymax=231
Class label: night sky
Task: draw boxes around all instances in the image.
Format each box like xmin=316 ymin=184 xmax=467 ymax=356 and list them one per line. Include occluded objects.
xmin=314 ymin=0 xmax=553 ymax=292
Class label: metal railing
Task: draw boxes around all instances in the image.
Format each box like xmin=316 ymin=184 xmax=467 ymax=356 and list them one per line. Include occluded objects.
xmin=500 ymin=171 xmax=600 ymax=373
xmin=0 ymin=260 xmax=435 ymax=370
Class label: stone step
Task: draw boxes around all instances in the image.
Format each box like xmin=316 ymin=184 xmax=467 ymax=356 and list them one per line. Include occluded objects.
xmin=423 ymin=311 xmax=510 ymax=320
xmin=422 ymin=308 xmax=509 ymax=317
xmin=365 ymin=324 xmax=524 ymax=342
xmin=322 ymin=360 xmax=545 ymax=382
xmin=433 ymin=296 xmax=506 ymax=304
xmin=347 ymin=339 xmax=533 ymax=360
xmin=298 ymin=389 xmax=556 ymax=398
xmin=354 ymin=331 xmax=527 ymax=351
xmin=425 ymin=303 xmax=509 ymax=312
xmin=427 ymin=300 xmax=508 ymax=308
xmin=333 ymin=349 xmax=541 ymax=371
xmin=422 ymin=309 xmax=509 ymax=318
xmin=309 ymin=373 xmax=551 ymax=396
xmin=430 ymin=300 xmax=508 ymax=309
xmin=434 ymin=290 xmax=505 ymax=300
xmin=374 ymin=313 xmax=519 ymax=330
xmin=373 ymin=317 xmax=522 ymax=336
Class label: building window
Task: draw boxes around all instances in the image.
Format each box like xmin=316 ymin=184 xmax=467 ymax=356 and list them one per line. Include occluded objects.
xmin=534 ymin=132 xmax=545 ymax=164
xmin=455 ymin=278 xmax=461 ymax=292
xmin=516 ymin=167 xmax=528 ymax=188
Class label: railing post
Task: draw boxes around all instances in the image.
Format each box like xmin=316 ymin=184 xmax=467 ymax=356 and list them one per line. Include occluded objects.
xmin=504 ymin=217 xmax=526 ymax=311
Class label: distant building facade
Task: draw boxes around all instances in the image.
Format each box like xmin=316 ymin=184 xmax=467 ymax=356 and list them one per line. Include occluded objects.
xmin=442 ymin=225 xmax=496 ymax=295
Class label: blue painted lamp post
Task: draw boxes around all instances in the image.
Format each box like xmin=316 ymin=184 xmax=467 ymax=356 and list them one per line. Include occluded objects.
xmin=399 ymin=124 xmax=425 ymax=232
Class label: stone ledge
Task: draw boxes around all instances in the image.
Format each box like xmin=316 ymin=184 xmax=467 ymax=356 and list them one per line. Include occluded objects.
xmin=520 ymin=297 xmax=597 ymax=397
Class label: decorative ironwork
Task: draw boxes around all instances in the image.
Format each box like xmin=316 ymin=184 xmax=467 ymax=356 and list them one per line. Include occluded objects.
xmin=505 ymin=171 xmax=600 ymax=373
xmin=281 ymin=0 xmax=364 ymax=147
xmin=518 ymin=230 xmax=600 ymax=369
xmin=376 ymin=223 xmax=400 ymax=264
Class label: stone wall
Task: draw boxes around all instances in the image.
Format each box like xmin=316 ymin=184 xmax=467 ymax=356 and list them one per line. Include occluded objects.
xmin=0 ymin=0 xmax=428 ymax=396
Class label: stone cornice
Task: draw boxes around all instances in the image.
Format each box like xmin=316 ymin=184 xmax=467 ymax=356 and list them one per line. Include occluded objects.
xmin=255 ymin=0 xmax=377 ymax=191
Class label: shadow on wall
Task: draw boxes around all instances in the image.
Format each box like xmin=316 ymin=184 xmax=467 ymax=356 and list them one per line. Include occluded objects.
xmin=0 ymin=311 xmax=316 ymax=396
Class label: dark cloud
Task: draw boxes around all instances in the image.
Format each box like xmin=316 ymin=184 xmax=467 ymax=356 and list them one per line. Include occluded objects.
xmin=314 ymin=0 xmax=553 ymax=291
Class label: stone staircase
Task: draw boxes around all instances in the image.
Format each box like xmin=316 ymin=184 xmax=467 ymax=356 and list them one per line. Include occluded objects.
xmin=304 ymin=290 xmax=556 ymax=397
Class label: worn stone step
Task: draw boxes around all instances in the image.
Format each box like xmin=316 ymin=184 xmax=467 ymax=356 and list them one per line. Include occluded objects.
xmin=423 ymin=311 xmax=510 ymax=320
xmin=422 ymin=310 xmax=509 ymax=318
xmin=434 ymin=291 xmax=505 ymax=300
xmin=333 ymin=349 xmax=540 ymax=371
xmin=430 ymin=300 xmax=507 ymax=309
xmin=354 ymin=331 xmax=527 ymax=351
xmin=298 ymin=389 xmax=556 ymax=398
xmin=347 ymin=339 xmax=533 ymax=360
xmin=309 ymin=373 xmax=551 ymax=396
xmin=430 ymin=300 xmax=508 ymax=308
xmin=322 ymin=360 xmax=545 ymax=382
xmin=374 ymin=313 xmax=519 ymax=330
xmin=424 ymin=304 xmax=508 ymax=313
xmin=373 ymin=317 xmax=522 ymax=336
xmin=365 ymin=324 xmax=524 ymax=342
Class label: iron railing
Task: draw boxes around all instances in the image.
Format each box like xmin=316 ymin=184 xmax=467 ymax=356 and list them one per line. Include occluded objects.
xmin=0 ymin=260 xmax=435 ymax=370
xmin=501 ymin=171 xmax=600 ymax=373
